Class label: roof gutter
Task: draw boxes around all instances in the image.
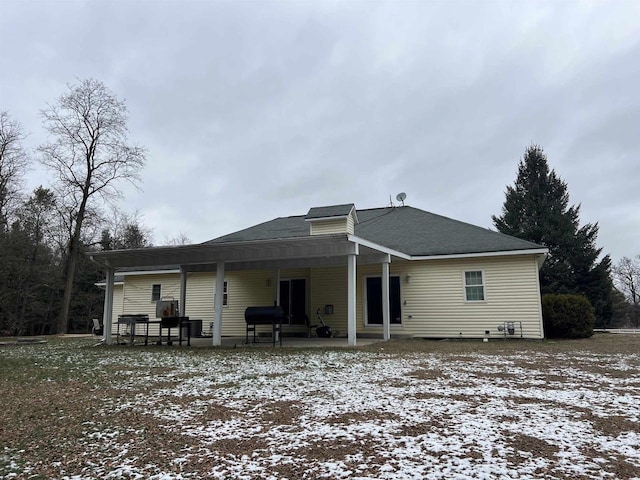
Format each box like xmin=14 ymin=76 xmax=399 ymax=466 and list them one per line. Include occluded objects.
xmin=410 ymin=248 xmax=550 ymax=262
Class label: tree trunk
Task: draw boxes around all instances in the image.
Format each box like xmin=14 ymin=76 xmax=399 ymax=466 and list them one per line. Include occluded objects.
xmin=57 ymin=239 xmax=78 ymax=334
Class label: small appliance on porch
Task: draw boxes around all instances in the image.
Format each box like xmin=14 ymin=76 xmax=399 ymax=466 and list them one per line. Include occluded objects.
xmin=155 ymin=297 xmax=182 ymax=345
xmin=156 ymin=297 xmax=179 ymax=320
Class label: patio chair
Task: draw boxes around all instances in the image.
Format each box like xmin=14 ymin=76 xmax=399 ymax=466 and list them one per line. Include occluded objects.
xmin=305 ymin=314 xmax=318 ymax=338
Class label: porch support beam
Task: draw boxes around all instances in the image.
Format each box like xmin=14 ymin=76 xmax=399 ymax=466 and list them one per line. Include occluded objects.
xmin=213 ymin=262 xmax=225 ymax=346
xmin=179 ymin=267 xmax=187 ymax=315
xmin=359 ymin=253 xmax=394 ymax=266
xmin=347 ymin=253 xmax=357 ymax=347
xmin=102 ymin=267 xmax=114 ymax=345
xmin=382 ymin=258 xmax=391 ymax=341
xmin=181 ymin=251 xmax=392 ymax=273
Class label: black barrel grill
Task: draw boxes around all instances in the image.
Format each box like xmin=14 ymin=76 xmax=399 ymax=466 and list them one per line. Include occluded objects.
xmin=244 ymin=306 xmax=284 ymax=346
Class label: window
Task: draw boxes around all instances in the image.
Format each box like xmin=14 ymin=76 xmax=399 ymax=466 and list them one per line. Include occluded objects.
xmin=464 ymin=271 xmax=485 ymax=301
xmin=215 ymin=281 xmax=228 ymax=307
xmin=151 ymin=284 xmax=161 ymax=302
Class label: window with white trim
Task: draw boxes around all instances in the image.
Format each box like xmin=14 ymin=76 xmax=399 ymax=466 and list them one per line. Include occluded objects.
xmin=151 ymin=284 xmax=161 ymax=302
xmin=464 ymin=271 xmax=485 ymax=301
xmin=214 ymin=281 xmax=229 ymax=307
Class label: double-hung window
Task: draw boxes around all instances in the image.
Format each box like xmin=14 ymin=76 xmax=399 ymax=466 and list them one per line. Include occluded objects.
xmin=222 ymin=281 xmax=228 ymax=306
xmin=151 ymin=284 xmax=161 ymax=302
xmin=464 ymin=271 xmax=485 ymax=301
xmin=215 ymin=281 xmax=229 ymax=307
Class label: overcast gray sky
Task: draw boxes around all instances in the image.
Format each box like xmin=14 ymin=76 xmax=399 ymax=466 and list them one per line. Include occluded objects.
xmin=1 ymin=0 xmax=638 ymax=262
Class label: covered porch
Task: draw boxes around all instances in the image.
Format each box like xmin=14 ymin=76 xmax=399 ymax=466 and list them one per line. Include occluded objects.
xmin=184 ymin=335 xmax=385 ymax=348
xmin=89 ymin=233 xmax=404 ymax=347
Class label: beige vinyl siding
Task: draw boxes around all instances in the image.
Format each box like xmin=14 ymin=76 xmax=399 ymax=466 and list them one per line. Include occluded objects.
xmin=346 ymin=214 xmax=355 ymax=235
xmin=108 ymin=253 xmax=543 ymax=340
xmin=309 ymin=256 xmax=543 ymax=339
xmin=109 ymin=284 xmax=124 ymax=335
xmin=398 ymin=255 xmax=544 ymax=339
xmin=182 ymin=272 xmax=215 ymax=330
xmin=213 ymin=268 xmax=313 ymax=336
xmin=110 ymin=269 xmax=311 ymax=338
xmin=123 ymin=274 xmax=181 ymax=314
xmin=310 ymin=267 xmax=349 ymax=335
xmin=213 ymin=267 xmax=314 ymax=337
xmin=113 ymin=273 xmax=181 ymax=337
xmin=310 ymin=218 xmax=348 ymax=235
xmin=219 ymin=270 xmax=275 ymax=336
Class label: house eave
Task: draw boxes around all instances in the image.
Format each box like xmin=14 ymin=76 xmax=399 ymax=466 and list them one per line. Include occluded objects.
xmin=94 ymin=280 xmax=124 ymax=288
xmin=117 ymin=269 xmax=181 ymax=276
xmin=88 ymin=234 xmax=358 ymax=270
xmin=410 ymin=248 xmax=549 ymax=262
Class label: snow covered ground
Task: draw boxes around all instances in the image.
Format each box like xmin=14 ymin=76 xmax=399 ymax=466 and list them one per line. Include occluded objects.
xmin=2 ymin=338 xmax=640 ymax=479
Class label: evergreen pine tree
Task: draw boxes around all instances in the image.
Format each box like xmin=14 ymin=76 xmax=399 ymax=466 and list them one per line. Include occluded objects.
xmin=493 ymin=145 xmax=614 ymax=326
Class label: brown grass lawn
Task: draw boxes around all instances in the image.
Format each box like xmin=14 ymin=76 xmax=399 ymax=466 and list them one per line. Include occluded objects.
xmin=1 ymin=334 xmax=639 ymax=479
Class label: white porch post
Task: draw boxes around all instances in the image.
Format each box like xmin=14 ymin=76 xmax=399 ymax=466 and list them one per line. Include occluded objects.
xmin=213 ymin=262 xmax=225 ymax=346
xmin=102 ymin=267 xmax=114 ymax=345
xmin=382 ymin=259 xmax=390 ymax=341
xmin=179 ymin=267 xmax=187 ymax=316
xmin=347 ymin=253 xmax=357 ymax=347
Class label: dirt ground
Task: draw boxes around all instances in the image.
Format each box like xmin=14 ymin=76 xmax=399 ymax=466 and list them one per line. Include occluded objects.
xmin=1 ymin=333 xmax=639 ymax=479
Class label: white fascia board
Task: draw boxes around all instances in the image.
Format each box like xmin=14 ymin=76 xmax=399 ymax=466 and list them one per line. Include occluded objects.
xmin=304 ymin=215 xmax=348 ymax=222
xmin=347 ymin=235 xmax=411 ymax=260
xmin=410 ymin=248 xmax=549 ymax=261
xmin=345 ymin=205 xmax=359 ymax=224
xmin=95 ymin=281 xmax=124 ymax=287
xmin=536 ymin=252 xmax=548 ymax=270
xmin=118 ymin=269 xmax=180 ymax=276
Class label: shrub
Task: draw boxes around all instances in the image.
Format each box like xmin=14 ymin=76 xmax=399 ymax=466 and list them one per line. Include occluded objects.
xmin=542 ymin=294 xmax=595 ymax=339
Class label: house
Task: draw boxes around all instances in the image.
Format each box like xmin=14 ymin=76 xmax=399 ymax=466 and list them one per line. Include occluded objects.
xmin=90 ymin=203 xmax=548 ymax=345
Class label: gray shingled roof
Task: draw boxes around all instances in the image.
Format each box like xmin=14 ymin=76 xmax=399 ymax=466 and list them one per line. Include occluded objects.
xmin=204 ymin=206 xmax=543 ymax=257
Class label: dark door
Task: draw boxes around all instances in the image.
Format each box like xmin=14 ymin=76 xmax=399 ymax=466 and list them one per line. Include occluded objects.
xmin=279 ymin=279 xmax=306 ymax=325
xmin=366 ymin=276 xmax=401 ymax=325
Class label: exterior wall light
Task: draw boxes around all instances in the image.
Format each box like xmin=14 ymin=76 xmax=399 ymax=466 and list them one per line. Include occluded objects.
xmin=405 ymin=273 xmax=412 ymax=284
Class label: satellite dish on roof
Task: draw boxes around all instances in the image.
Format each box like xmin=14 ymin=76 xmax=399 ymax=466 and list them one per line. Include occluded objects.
xmin=396 ymin=192 xmax=407 ymax=206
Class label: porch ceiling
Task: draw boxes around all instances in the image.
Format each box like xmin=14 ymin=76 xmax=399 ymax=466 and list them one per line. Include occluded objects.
xmin=89 ymin=234 xmax=378 ymax=271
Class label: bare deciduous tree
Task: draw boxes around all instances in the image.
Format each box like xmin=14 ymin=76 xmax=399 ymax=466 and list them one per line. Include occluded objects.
xmin=100 ymin=207 xmax=153 ymax=250
xmin=612 ymin=255 xmax=640 ymax=327
xmin=0 ymin=111 xmax=29 ymax=230
xmin=39 ymin=78 xmax=146 ymax=334
xmin=164 ymin=232 xmax=192 ymax=246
